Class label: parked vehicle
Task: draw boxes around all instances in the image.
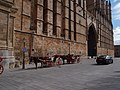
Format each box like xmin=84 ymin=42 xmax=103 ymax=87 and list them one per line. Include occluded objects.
xmin=96 ymin=55 xmax=113 ymax=65
xmin=0 ymin=57 xmax=4 ymax=74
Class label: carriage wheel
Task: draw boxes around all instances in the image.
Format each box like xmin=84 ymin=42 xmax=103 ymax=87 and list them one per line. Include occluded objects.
xmin=56 ymin=57 xmax=63 ymax=65
xmin=0 ymin=65 xmax=4 ymax=74
xmin=77 ymin=58 xmax=80 ymax=63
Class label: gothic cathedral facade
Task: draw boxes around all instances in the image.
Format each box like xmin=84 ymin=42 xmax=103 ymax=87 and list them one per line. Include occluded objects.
xmin=0 ymin=0 xmax=114 ymax=68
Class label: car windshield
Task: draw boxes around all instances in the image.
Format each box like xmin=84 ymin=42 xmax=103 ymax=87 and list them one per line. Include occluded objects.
xmin=98 ymin=55 xmax=106 ymax=58
xmin=98 ymin=55 xmax=112 ymax=59
xmin=106 ymin=56 xmax=112 ymax=59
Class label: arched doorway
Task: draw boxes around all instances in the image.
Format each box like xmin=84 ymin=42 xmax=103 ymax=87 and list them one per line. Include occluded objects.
xmin=87 ymin=24 xmax=97 ymax=58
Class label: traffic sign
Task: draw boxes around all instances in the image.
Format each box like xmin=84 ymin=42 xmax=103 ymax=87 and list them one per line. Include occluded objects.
xmin=23 ymin=47 xmax=27 ymax=52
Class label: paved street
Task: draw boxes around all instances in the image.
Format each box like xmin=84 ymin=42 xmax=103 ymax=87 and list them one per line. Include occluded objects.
xmin=0 ymin=58 xmax=120 ymax=90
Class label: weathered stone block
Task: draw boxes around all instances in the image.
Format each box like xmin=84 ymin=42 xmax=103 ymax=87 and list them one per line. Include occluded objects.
xmin=47 ymin=10 xmax=53 ymax=24
xmin=65 ymin=7 xmax=69 ymax=18
xmin=37 ymin=6 xmax=43 ymax=20
xmin=57 ymin=14 xmax=61 ymax=27
xmin=22 ymin=15 xmax=31 ymax=31
xmin=23 ymin=0 xmax=31 ymax=16
xmin=37 ymin=21 xmax=43 ymax=35
xmin=48 ymin=0 xmax=53 ymax=10
xmin=57 ymin=1 xmax=61 ymax=14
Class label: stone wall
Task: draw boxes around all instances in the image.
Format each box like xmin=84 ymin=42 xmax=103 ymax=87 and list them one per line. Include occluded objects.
xmin=13 ymin=0 xmax=114 ymax=62
xmin=33 ymin=37 xmax=87 ymax=57
xmin=0 ymin=0 xmax=16 ymax=69
xmin=13 ymin=0 xmax=88 ymax=60
xmin=0 ymin=0 xmax=114 ymax=69
xmin=14 ymin=32 xmax=31 ymax=64
xmin=0 ymin=11 xmax=8 ymax=48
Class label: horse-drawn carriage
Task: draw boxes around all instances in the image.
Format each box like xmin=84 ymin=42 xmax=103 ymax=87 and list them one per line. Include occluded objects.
xmin=30 ymin=54 xmax=81 ymax=69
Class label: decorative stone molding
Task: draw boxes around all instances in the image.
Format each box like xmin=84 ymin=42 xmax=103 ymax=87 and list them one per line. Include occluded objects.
xmin=0 ymin=50 xmax=15 ymax=69
xmin=0 ymin=1 xmax=18 ymax=13
xmin=10 ymin=6 xmax=18 ymax=13
xmin=0 ymin=0 xmax=12 ymax=8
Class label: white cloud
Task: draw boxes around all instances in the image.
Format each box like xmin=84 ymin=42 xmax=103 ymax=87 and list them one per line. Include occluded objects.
xmin=114 ymin=9 xmax=120 ymax=14
xmin=113 ymin=14 xmax=120 ymax=20
xmin=113 ymin=3 xmax=120 ymax=10
xmin=112 ymin=2 xmax=120 ymax=20
xmin=114 ymin=40 xmax=120 ymax=45
xmin=113 ymin=26 xmax=120 ymax=45
xmin=113 ymin=0 xmax=118 ymax=2
xmin=112 ymin=1 xmax=120 ymax=45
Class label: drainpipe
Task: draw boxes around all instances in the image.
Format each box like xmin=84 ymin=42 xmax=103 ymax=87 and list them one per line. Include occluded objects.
xmin=21 ymin=0 xmax=23 ymax=31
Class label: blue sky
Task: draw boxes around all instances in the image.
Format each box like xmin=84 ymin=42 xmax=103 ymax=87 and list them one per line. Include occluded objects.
xmin=111 ymin=0 xmax=120 ymax=45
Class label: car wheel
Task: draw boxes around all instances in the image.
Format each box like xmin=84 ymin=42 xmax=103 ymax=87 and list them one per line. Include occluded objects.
xmin=97 ymin=62 xmax=101 ymax=65
xmin=108 ymin=60 xmax=111 ymax=64
xmin=111 ymin=60 xmax=113 ymax=63
xmin=106 ymin=60 xmax=109 ymax=64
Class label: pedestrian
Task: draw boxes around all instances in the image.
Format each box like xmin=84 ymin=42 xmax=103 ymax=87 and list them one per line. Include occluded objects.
xmin=31 ymin=49 xmax=38 ymax=69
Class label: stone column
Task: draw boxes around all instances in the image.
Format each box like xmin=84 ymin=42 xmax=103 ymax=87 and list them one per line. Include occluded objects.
xmin=0 ymin=1 xmax=17 ymax=69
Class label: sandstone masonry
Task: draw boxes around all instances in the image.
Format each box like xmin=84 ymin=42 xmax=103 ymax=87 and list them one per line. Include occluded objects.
xmin=0 ymin=0 xmax=114 ymax=68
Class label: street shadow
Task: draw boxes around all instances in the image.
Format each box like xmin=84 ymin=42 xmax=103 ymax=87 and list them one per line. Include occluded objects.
xmin=91 ymin=63 xmax=108 ymax=66
xmin=114 ymin=71 xmax=120 ymax=73
xmin=10 ymin=66 xmax=43 ymax=72
xmin=91 ymin=63 xmax=98 ymax=65
xmin=25 ymin=66 xmax=42 ymax=70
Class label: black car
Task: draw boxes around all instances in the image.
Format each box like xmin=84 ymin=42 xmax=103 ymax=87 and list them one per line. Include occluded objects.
xmin=96 ymin=55 xmax=113 ymax=65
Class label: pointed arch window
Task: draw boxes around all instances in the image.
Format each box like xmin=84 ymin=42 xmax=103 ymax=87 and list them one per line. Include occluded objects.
xmin=78 ymin=0 xmax=81 ymax=7
xmin=30 ymin=0 xmax=37 ymax=31
xmin=69 ymin=0 xmax=71 ymax=40
xmin=43 ymin=0 xmax=48 ymax=35
xmin=53 ymin=0 xmax=57 ymax=35
xmin=61 ymin=0 xmax=65 ymax=38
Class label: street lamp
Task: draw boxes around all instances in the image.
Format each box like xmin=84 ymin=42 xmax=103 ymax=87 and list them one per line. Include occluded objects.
xmin=68 ymin=43 xmax=70 ymax=54
xmin=22 ymin=38 xmax=26 ymax=69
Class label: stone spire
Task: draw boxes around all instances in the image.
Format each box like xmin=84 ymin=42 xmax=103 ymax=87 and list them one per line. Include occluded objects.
xmin=106 ymin=0 xmax=108 ymax=19
xmin=109 ymin=0 xmax=111 ymax=6
xmin=109 ymin=0 xmax=112 ymax=21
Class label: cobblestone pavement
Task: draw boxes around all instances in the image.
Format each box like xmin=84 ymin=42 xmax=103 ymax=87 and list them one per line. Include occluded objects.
xmin=0 ymin=58 xmax=120 ymax=90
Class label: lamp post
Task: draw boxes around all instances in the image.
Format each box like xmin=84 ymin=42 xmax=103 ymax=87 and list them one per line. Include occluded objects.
xmin=107 ymin=48 xmax=108 ymax=55
xmin=68 ymin=43 xmax=70 ymax=54
xmin=22 ymin=38 xmax=26 ymax=69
